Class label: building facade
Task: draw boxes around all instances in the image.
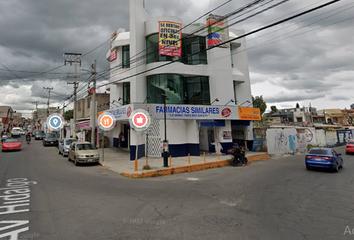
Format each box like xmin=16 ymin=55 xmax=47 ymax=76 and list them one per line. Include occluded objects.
xmin=104 ymin=0 xmax=256 ymax=160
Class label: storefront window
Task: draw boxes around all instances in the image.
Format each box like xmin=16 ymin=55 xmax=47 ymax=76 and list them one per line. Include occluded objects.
xmin=123 ymin=82 xmax=130 ymax=105
xmin=122 ymin=45 xmax=130 ymax=68
xmin=147 ymin=75 xmax=210 ymax=105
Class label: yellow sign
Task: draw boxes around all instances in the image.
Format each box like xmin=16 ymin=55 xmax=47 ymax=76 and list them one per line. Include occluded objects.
xmin=238 ymin=107 xmax=261 ymax=120
xmin=158 ymin=21 xmax=182 ymax=57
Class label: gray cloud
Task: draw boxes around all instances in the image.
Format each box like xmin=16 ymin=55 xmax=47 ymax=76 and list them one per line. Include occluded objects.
xmin=0 ymin=0 xmax=353 ymax=112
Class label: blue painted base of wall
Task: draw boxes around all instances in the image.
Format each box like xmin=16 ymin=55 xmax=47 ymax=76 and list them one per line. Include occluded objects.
xmin=130 ymin=144 xmax=145 ymax=160
xmin=113 ymin=138 xmax=119 ymax=148
xmin=168 ymin=143 xmax=200 ymax=157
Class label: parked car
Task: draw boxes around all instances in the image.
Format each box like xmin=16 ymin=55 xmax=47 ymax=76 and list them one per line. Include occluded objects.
xmin=68 ymin=141 xmax=100 ymax=166
xmin=34 ymin=131 xmax=46 ymax=140
xmin=58 ymin=138 xmax=78 ymax=157
xmin=43 ymin=133 xmax=58 ymax=147
xmin=20 ymin=129 xmax=26 ymax=135
xmin=345 ymin=140 xmax=354 ymax=154
xmin=305 ymin=147 xmax=344 ymax=172
xmin=11 ymin=127 xmax=22 ymax=138
xmin=2 ymin=138 xmax=22 ymax=152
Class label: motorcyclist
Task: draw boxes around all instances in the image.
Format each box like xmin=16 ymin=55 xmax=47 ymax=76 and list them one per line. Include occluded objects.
xmin=1 ymin=133 xmax=7 ymax=143
xmin=232 ymin=143 xmax=246 ymax=167
xmin=26 ymin=132 xmax=31 ymax=144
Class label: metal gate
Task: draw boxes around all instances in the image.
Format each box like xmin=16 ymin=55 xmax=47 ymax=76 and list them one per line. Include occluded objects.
xmin=145 ymin=118 xmax=161 ymax=157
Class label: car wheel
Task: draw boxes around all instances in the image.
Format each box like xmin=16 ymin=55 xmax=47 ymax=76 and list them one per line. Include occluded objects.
xmin=306 ymin=166 xmax=311 ymax=171
xmin=74 ymin=157 xmax=79 ymax=166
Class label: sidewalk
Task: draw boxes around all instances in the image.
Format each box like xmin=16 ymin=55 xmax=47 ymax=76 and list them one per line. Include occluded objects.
xmin=98 ymin=147 xmax=270 ymax=178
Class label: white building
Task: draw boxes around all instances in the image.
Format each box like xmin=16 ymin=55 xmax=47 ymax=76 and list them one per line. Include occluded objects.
xmin=104 ymin=0 xmax=256 ymax=160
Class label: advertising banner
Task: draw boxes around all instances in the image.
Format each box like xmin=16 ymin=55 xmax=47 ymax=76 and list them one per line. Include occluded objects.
xmin=206 ymin=14 xmax=229 ymax=48
xmin=110 ymin=31 xmax=117 ymax=62
xmin=223 ymin=131 xmax=232 ymax=140
xmin=158 ymin=21 xmax=182 ymax=57
xmin=238 ymin=107 xmax=261 ymax=121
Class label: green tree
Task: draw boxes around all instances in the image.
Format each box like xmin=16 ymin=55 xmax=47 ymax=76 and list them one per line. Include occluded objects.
xmin=270 ymin=106 xmax=278 ymax=114
xmin=63 ymin=109 xmax=73 ymax=120
xmin=252 ymin=95 xmax=267 ymax=116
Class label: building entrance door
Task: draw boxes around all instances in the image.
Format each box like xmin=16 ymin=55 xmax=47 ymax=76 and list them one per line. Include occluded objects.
xmin=208 ymin=129 xmax=215 ymax=153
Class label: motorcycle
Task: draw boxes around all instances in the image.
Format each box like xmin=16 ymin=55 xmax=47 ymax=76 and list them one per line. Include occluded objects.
xmin=26 ymin=135 xmax=31 ymax=144
xmin=227 ymin=148 xmax=248 ymax=166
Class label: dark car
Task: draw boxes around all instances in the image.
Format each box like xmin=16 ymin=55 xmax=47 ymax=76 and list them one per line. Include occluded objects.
xmin=34 ymin=131 xmax=46 ymax=140
xmin=305 ymin=148 xmax=344 ymax=172
xmin=43 ymin=133 xmax=58 ymax=147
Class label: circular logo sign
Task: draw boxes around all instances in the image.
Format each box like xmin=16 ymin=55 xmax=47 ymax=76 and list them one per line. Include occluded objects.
xmin=46 ymin=113 xmax=64 ymax=131
xmin=97 ymin=113 xmax=115 ymax=131
xmin=129 ymin=109 xmax=151 ymax=132
xmin=127 ymin=106 xmax=132 ymax=117
xmin=221 ymin=108 xmax=231 ymax=118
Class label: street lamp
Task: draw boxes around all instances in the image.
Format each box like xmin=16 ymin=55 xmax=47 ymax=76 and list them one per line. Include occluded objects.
xmin=224 ymin=99 xmax=234 ymax=106
xmin=162 ymin=93 xmax=169 ymax=167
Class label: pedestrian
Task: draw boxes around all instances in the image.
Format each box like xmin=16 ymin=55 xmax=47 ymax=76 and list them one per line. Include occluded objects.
xmin=118 ymin=132 xmax=125 ymax=148
xmin=210 ymin=139 xmax=223 ymax=155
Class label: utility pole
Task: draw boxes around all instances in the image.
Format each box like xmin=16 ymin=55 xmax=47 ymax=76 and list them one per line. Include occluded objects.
xmin=91 ymin=60 xmax=97 ymax=146
xmin=32 ymin=101 xmax=39 ymax=129
xmin=64 ymin=52 xmax=82 ymax=129
xmin=43 ymin=87 xmax=53 ymax=117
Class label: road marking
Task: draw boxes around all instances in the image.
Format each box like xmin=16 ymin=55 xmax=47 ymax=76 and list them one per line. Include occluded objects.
xmin=187 ymin=177 xmax=200 ymax=181
xmin=0 ymin=178 xmax=37 ymax=239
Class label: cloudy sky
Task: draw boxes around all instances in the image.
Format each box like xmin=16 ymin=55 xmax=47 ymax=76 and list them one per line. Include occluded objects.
xmin=0 ymin=0 xmax=353 ymax=118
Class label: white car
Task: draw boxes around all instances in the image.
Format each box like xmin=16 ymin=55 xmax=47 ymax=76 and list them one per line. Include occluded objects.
xmin=11 ymin=127 xmax=22 ymax=138
xmin=58 ymin=138 xmax=78 ymax=157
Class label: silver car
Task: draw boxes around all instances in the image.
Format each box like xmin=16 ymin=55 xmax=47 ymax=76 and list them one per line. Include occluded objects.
xmin=58 ymin=138 xmax=78 ymax=157
xmin=68 ymin=142 xmax=100 ymax=166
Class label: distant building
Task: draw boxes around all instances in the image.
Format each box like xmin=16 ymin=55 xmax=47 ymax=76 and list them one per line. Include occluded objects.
xmin=33 ymin=107 xmax=60 ymax=131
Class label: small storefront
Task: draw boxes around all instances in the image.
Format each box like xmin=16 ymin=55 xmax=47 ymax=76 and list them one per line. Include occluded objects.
xmin=103 ymin=103 xmax=260 ymax=160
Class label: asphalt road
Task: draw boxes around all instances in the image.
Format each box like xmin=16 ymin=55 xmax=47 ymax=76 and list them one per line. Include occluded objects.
xmin=0 ymin=137 xmax=354 ymax=240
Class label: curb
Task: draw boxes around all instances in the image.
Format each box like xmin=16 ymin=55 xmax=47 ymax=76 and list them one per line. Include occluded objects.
xmin=119 ymin=153 xmax=270 ymax=178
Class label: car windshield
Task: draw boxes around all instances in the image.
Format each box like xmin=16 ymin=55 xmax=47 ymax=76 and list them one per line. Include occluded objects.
xmin=65 ymin=139 xmax=77 ymax=145
xmin=5 ymin=139 xmax=20 ymax=143
xmin=76 ymin=144 xmax=95 ymax=151
xmin=46 ymin=133 xmax=56 ymax=138
xmin=36 ymin=131 xmax=44 ymax=134
xmin=308 ymin=148 xmax=331 ymax=155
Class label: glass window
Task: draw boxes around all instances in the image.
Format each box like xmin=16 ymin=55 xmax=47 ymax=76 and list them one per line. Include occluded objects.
xmin=147 ymin=74 xmax=184 ymax=104
xmin=147 ymin=75 xmax=210 ymax=105
xmin=123 ymin=82 xmax=130 ymax=105
xmin=146 ymin=34 xmax=182 ymax=64
xmin=233 ymin=81 xmax=237 ymax=105
xmin=87 ymin=97 xmax=91 ymax=109
xmin=122 ymin=45 xmax=130 ymax=68
xmin=185 ymin=76 xmax=210 ymax=105
xmin=182 ymin=37 xmax=207 ymax=65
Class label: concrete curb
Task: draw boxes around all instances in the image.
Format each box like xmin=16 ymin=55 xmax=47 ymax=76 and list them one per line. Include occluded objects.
xmin=119 ymin=153 xmax=270 ymax=178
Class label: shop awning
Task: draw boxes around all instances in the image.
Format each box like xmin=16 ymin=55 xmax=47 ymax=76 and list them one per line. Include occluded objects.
xmin=197 ymin=120 xmax=225 ymax=127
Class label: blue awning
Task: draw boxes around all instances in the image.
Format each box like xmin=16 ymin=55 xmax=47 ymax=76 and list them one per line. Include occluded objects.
xmin=231 ymin=120 xmax=250 ymax=126
xmin=197 ymin=120 xmax=225 ymax=127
